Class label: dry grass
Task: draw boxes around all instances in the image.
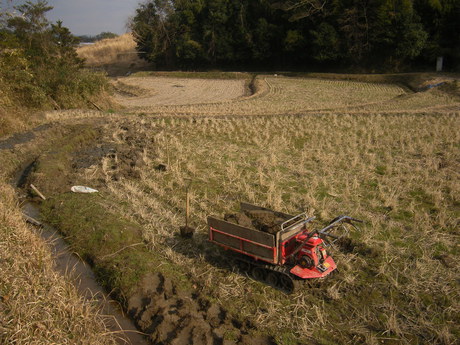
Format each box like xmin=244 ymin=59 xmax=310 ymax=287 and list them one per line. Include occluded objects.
xmin=0 ymin=107 xmax=35 ymax=138
xmin=95 ymin=111 xmax=459 ymax=344
xmin=77 ymin=33 xmax=150 ymax=75
xmin=0 ymin=183 xmax=117 ymax=345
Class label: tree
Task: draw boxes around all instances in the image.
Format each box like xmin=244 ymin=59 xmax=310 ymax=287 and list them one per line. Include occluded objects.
xmin=415 ymin=0 xmax=460 ymax=69
xmin=310 ymin=22 xmax=340 ymax=61
xmin=371 ymin=0 xmax=428 ymax=69
xmin=1 ymin=0 xmax=107 ymax=108
xmin=335 ymin=0 xmax=371 ymax=63
xmin=51 ymin=20 xmax=82 ymax=64
xmin=172 ymin=0 xmax=207 ymax=67
xmin=129 ymin=0 xmax=456 ymax=71
xmin=130 ymin=0 xmax=176 ymax=68
xmin=96 ymin=32 xmax=118 ymax=40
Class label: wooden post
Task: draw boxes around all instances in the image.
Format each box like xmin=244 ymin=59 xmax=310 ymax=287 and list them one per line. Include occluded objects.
xmin=186 ymin=188 xmax=190 ymax=228
xmin=23 ymin=214 xmax=42 ymax=227
xmin=180 ymin=179 xmax=195 ymax=238
xmin=89 ymin=100 xmax=102 ymax=111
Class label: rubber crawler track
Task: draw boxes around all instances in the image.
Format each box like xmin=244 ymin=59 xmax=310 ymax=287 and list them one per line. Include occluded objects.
xmin=234 ymin=255 xmax=302 ymax=294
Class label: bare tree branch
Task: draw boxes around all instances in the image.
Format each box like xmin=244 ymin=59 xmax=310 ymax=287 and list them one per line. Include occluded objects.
xmin=271 ymin=0 xmax=327 ymax=21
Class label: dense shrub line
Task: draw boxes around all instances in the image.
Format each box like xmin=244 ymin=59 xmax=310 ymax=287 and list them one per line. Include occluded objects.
xmin=0 ymin=1 xmax=109 ymax=112
xmin=130 ymin=0 xmax=460 ymax=71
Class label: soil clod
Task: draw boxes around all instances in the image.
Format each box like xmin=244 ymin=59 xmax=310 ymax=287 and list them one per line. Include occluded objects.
xmin=434 ymin=254 xmax=455 ymax=268
xmin=224 ymin=209 xmax=288 ymax=234
xmin=180 ymin=226 xmax=195 ymax=238
xmin=336 ymin=237 xmax=380 ymax=257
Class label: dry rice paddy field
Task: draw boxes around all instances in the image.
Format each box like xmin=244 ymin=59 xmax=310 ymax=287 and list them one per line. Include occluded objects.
xmin=113 ymin=74 xmax=459 ymax=116
xmin=114 ymin=77 xmax=247 ymax=106
xmin=2 ymin=73 xmax=459 ymax=344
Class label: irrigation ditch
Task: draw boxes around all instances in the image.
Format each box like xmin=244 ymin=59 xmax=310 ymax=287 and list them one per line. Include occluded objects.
xmin=13 ymin=159 xmax=149 ymax=345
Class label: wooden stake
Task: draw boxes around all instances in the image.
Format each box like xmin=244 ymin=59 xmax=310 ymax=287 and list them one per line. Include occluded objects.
xmin=185 ymin=179 xmax=192 ymax=228
xmin=186 ymin=190 xmax=190 ymax=227
xmin=30 ymin=184 xmax=46 ymax=200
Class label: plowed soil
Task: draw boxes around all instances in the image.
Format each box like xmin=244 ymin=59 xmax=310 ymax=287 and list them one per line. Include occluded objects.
xmin=129 ymin=272 xmax=275 ymax=345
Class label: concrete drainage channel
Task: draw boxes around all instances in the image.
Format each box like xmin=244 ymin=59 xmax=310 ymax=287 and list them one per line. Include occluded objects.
xmin=15 ymin=162 xmax=150 ymax=345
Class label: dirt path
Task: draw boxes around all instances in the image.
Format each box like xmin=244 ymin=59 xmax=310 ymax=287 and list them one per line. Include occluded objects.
xmin=0 ymin=124 xmax=52 ymax=150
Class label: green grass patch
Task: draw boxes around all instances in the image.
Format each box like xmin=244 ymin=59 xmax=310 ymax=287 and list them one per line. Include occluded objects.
xmin=41 ymin=193 xmax=150 ymax=297
xmin=40 ymin=192 xmax=191 ymax=299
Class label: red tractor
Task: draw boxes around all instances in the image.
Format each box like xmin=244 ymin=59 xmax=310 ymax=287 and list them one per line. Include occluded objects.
xmin=208 ymin=203 xmax=361 ymax=293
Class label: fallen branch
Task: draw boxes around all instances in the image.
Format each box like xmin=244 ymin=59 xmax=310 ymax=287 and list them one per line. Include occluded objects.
xmin=89 ymin=100 xmax=102 ymax=111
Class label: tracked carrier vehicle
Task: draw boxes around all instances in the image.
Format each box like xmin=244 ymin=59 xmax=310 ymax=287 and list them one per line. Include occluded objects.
xmin=208 ymin=203 xmax=361 ymax=293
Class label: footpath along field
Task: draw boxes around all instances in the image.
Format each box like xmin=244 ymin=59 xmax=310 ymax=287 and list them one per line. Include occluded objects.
xmin=3 ymin=71 xmax=459 ymax=345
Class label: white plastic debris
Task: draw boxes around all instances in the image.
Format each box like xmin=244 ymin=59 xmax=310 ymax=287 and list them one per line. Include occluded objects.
xmin=71 ymin=186 xmax=99 ymax=193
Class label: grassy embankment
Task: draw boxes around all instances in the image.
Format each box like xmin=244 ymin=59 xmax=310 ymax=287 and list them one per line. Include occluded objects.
xmin=31 ymin=74 xmax=460 ymax=344
xmin=2 ymin=120 xmax=192 ymax=300
xmin=0 ymin=184 xmax=118 ymax=345
xmin=0 ymin=62 xmax=110 ymax=139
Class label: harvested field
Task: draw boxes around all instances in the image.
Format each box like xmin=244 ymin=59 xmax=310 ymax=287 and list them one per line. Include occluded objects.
xmin=114 ymin=77 xmax=247 ymax=107
xmin=113 ymin=74 xmax=459 ymax=116
xmin=2 ymin=71 xmax=459 ymax=345
xmin=106 ymin=113 xmax=459 ymax=344
xmin=25 ymin=109 xmax=459 ymax=344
